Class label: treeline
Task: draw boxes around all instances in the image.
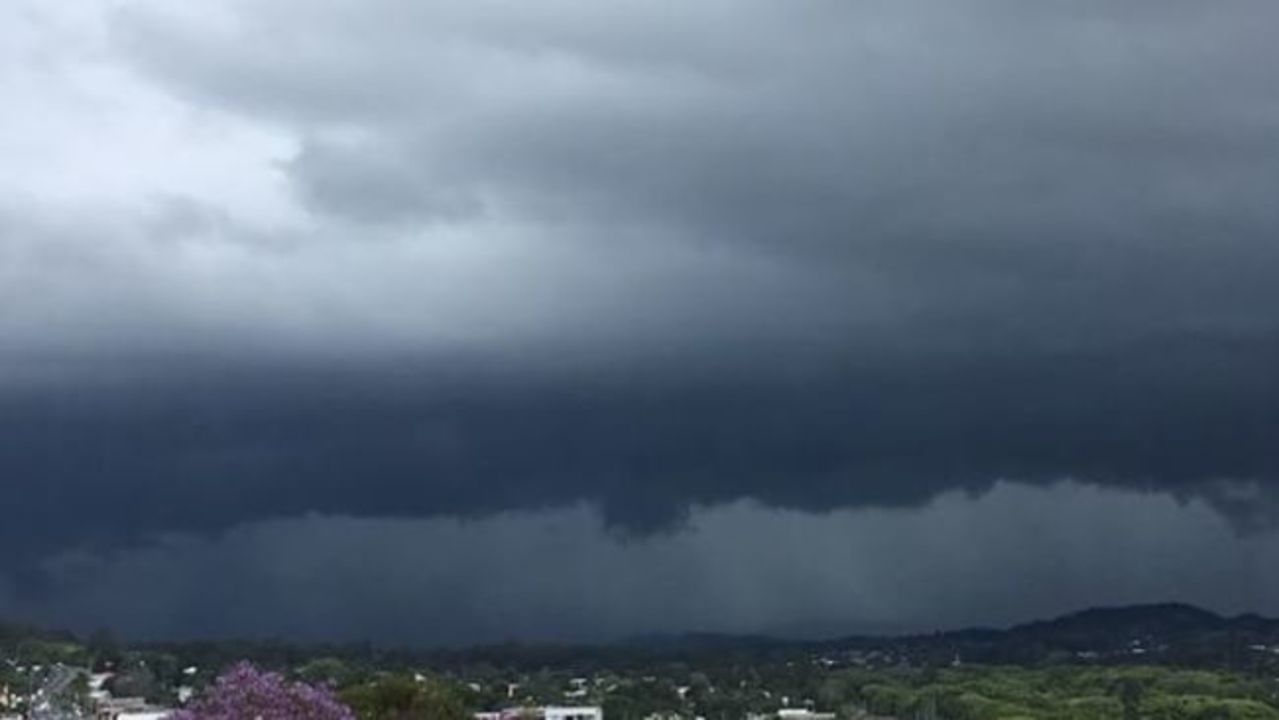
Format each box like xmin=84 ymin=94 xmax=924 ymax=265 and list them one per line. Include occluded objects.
xmin=821 ymin=666 xmax=1279 ymax=720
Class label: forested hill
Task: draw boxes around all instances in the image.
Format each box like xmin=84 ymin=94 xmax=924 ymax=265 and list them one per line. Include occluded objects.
xmin=874 ymin=603 xmax=1279 ymax=667
xmin=622 ymin=603 xmax=1279 ymax=668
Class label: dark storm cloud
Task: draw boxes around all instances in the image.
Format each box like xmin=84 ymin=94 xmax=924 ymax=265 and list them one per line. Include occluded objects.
xmin=2 ymin=334 xmax=1276 ymax=575
xmin=3 ymin=0 xmax=1279 ymax=622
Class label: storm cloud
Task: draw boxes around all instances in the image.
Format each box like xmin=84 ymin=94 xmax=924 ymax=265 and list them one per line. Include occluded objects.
xmin=2 ymin=0 xmax=1278 ymax=639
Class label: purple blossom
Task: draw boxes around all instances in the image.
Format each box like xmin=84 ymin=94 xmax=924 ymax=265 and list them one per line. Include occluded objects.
xmin=171 ymin=661 xmax=356 ymax=720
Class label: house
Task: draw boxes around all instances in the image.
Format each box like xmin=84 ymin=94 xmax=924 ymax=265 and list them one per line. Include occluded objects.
xmin=545 ymin=707 xmax=602 ymax=720
xmin=477 ymin=706 xmax=603 ymax=720
xmin=774 ymin=710 xmax=836 ymax=720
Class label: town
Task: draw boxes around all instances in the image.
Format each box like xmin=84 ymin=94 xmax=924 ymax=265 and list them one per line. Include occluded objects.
xmin=7 ymin=604 xmax=1279 ymax=719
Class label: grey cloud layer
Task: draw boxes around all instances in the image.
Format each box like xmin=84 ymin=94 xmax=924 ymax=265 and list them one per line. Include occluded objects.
xmin=9 ymin=0 xmax=1279 ymax=363
xmin=92 ymin=0 xmax=1279 ymax=367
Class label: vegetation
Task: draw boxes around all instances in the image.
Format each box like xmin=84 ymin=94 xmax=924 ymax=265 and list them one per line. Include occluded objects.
xmin=341 ymin=674 xmax=470 ymax=720
xmin=815 ymin=666 xmax=1279 ymax=720
xmin=172 ymin=661 xmax=355 ymax=720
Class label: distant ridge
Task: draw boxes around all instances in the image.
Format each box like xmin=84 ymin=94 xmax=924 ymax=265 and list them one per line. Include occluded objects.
xmin=630 ymin=603 xmax=1249 ymax=648
xmin=613 ymin=603 xmax=1279 ymax=669
xmin=6 ymin=603 xmax=1279 ymax=671
xmin=1011 ymin=602 xmax=1225 ymax=635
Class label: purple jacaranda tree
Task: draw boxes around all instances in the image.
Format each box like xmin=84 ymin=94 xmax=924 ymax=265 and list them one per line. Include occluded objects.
xmin=171 ymin=661 xmax=356 ymax=720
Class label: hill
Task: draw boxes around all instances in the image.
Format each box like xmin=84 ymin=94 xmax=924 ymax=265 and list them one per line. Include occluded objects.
xmin=6 ymin=603 xmax=1279 ymax=673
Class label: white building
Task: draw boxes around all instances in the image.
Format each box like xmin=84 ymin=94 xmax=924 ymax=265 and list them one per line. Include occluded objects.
xmin=477 ymin=706 xmax=602 ymax=720
xmin=545 ymin=707 xmax=602 ymax=720
xmin=775 ymin=711 xmax=835 ymax=720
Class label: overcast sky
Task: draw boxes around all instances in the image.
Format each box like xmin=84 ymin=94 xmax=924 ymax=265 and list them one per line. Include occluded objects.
xmin=2 ymin=0 xmax=1278 ymax=644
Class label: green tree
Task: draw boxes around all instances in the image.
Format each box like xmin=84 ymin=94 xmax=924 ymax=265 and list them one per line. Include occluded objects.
xmin=87 ymin=628 xmax=123 ymax=671
xmin=342 ymin=675 xmax=470 ymax=720
xmin=1114 ymin=676 xmax=1144 ymax=720
xmin=300 ymin=658 xmax=360 ymax=687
